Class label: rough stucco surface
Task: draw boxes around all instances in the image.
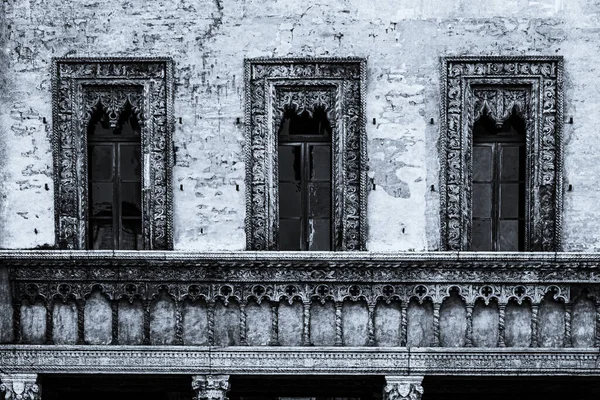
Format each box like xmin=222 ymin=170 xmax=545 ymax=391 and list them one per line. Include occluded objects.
xmin=0 ymin=0 xmax=599 ymax=251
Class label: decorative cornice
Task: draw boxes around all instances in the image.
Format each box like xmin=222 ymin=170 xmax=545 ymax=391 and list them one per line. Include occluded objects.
xmin=3 ymin=250 xmax=600 ymax=267
xmin=0 ymin=346 xmax=598 ymax=376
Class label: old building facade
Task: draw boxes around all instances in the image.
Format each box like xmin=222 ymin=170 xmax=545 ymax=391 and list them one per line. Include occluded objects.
xmin=1 ymin=0 xmax=600 ymax=399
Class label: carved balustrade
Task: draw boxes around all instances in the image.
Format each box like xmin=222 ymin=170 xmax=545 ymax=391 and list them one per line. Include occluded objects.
xmin=4 ymin=251 xmax=600 ymax=349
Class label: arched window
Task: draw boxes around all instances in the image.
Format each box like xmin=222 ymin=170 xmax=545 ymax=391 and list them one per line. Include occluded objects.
xmin=87 ymin=101 xmax=142 ymax=250
xmin=471 ymin=109 xmax=526 ymax=251
xmin=277 ymin=106 xmax=332 ymax=250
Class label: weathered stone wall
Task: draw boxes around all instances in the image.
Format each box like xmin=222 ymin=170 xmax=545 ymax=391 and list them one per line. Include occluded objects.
xmin=1 ymin=0 xmax=600 ymax=251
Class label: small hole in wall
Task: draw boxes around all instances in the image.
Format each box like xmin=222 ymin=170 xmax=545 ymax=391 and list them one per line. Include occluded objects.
xmin=34 ymin=228 xmax=38 ymax=234
xmin=568 ymin=117 xmax=573 ymax=124
xmin=402 ymin=228 xmax=405 ymax=234
xmin=430 ymin=118 xmax=434 ymax=125
xmin=45 ymin=183 xmax=49 ymax=191
xmin=568 ymin=184 xmax=573 ymax=191
xmin=235 ymin=184 xmax=239 ymax=191
xmin=200 ymin=228 xmax=204 ymax=234
xmin=180 ymin=184 xmax=183 ymax=191
xmin=372 ymin=118 xmax=376 ymax=125
xmin=42 ymin=117 xmax=47 ymax=124
xmin=236 ymin=117 xmax=241 ymax=125
xmin=179 ymin=117 xmax=182 ymax=124
xmin=430 ymin=185 xmax=435 ymax=192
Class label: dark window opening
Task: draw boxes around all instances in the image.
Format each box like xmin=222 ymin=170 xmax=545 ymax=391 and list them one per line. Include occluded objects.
xmin=87 ymin=101 xmax=142 ymax=250
xmin=471 ymin=109 xmax=526 ymax=251
xmin=278 ymin=106 xmax=332 ymax=250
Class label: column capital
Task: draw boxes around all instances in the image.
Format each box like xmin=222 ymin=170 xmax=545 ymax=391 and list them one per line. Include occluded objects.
xmin=191 ymin=375 xmax=230 ymax=400
xmin=0 ymin=374 xmax=41 ymax=400
xmin=384 ymin=376 xmax=424 ymax=400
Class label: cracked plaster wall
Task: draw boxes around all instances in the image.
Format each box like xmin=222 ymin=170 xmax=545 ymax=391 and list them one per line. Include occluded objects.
xmin=0 ymin=0 xmax=599 ymax=251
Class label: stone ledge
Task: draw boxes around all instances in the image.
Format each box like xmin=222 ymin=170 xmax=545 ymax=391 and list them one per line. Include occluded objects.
xmin=0 ymin=346 xmax=598 ymax=376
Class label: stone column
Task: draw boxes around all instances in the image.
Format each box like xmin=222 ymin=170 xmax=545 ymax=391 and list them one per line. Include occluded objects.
xmin=383 ymin=376 xmax=424 ymax=400
xmin=191 ymin=375 xmax=230 ymax=400
xmin=0 ymin=374 xmax=41 ymax=400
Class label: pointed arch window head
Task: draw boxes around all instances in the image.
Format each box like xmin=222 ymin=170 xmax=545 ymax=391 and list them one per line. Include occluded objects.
xmin=278 ymin=105 xmax=332 ymax=137
xmin=87 ymin=100 xmax=141 ymax=137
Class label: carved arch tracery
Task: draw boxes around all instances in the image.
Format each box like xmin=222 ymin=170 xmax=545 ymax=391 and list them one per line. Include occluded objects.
xmin=440 ymin=56 xmax=564 ymax=251
xmin=52 ymin=58 xmax=174 ymax=250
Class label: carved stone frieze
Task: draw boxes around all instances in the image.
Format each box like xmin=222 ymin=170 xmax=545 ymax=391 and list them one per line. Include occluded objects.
xmin=52 ymin=58 xmax=174 ymax=250
xmin=244 ymin=58 xmax=367 ymax=250
xmin=0 ymin=346 xmax=599 ymax=376
xmin=0 ymin=374 xmax=40 ymax=400
xmin=384 ymin=376 xmax=424 ymax=400
xmin=440 ymin=56 xmax=563 ymax=251
xmin=191 ymin=375 xmax=230 ymax=400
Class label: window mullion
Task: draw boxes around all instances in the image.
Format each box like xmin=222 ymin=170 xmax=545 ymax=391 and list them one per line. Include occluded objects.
xmin=114 ymin=143 xmax=121 ymax=250
xmin=492 ymin=142 xmax=500 ymax=251
xmin=302 ymin=142 xmax=309 ymax=251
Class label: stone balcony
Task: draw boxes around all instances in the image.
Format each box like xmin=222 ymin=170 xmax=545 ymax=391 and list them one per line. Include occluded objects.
xmin=1 ymin=251 xmax=600 ymax=376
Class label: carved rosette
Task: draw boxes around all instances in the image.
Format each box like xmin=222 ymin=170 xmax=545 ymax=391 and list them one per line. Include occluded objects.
xmin=52 ymin=58 xmax=174 ymax=250
xmin=191 ymin=375 xmax=230 ymax=400
xmin=0 ymin=374 xmax=40 ymax=400
xmin=440 ymin=56 xmax=563 ymax=251
xmin=245 ymin=58 xmax=367 ymax=250
xmin=384 ymin=376 xmax=423 ymax=400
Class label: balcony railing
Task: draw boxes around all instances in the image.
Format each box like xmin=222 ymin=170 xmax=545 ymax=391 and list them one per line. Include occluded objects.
xmin=3 ymin=251 xmax=600 ymax=349
xmin=1 ymin=251 xmax=600 ymax=376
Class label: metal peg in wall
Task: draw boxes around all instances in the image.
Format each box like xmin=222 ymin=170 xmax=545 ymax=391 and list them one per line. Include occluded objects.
xmin=372 ymin=118 xmax=376 ymax=125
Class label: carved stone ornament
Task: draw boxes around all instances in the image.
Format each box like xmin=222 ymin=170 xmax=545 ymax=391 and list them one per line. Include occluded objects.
xmin=439 ymin=56 xmax=564 ymax=251
xmin=244 ymin=58 xmax=368 ymax=250
xmin=7 ymin=251 xmax=598 ymax=349
xmin=52 ymin=58 xmax=174 ymax=250
xmin=192 ymin=375 xmax=230 ymax=400
xmin=384 ymin=376 xmax=424 ymax=400
xmin=0 ymin=374 xmax=40 ymax=400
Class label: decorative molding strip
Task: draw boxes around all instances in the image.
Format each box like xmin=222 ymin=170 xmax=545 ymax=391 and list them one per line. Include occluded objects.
xmin=52 ymin=57 xmax=174 ymax=250
xmin=5 ymin=251 xmax=600 ymax=283
xmin=0 ymin=346 xmax=598 ymax=376
xmin=439 ymin=56 xmax=564 ymax=251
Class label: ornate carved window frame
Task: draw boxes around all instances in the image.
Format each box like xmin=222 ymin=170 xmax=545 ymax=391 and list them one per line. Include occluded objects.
xmin=244 ymin=58 xmax=367 ymax=250
xmin=440 ymin=56 xmax=564 ymax=251
xmin=52 ymin=57 xmax=174 ymax=250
